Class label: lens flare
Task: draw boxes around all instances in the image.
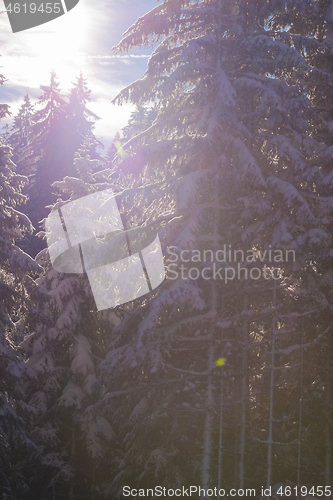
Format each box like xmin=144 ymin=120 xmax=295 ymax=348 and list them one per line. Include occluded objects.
xmin=115 ymin=140 xmax=126 ymax=158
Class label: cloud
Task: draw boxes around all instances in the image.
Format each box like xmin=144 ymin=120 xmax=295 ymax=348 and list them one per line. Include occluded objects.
xmin=88 ymin=54 xmax=150 ymax=61
xmin=0 ymin=0 xmax=156 ymax=146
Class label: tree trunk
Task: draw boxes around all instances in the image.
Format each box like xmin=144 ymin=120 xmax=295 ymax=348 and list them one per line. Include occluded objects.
xmin=297 ymin=325 xmax=304 ymax=495
xmin=217 ymin=325 xmax=224 ymax=498
xmin=239 ymin=293 xmax=249 ymax=489
xmin=92 ymin=460 xmax=95 ymax=500
xmin=325 ymin=420 xmax=331 ymax=486
xmin=69 ymin=423 xmax=75 ymax=500
xmin=325 ymin=359 xmax=331 ymax=485
xmin=202 ymin=340 xmax=214 ymax=497
xmin=201 ymin=90 xmax=220 ymax=493
xmin=266 ymin=285 xmax=276 ymax=494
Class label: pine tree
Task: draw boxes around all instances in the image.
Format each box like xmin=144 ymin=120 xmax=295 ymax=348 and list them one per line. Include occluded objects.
xmin=1 ymin=123 xmax=10 ymax=145
xmin=10 ymin=94 xmax=34 ymax=164
xmin=66 ymin=73 xmax=102 ymax=159
xmin=19 ymin=72 xmax=103 ymax=257
xmin=0 ymin=69 xmax=46 ymax=499
xmin=22 ymin=141 xmax=115 ymax=498
xmin=95 ymin=0 xmax=333 ymax=493
xmin=20 ymin=71 xmax=68 ymax=256
xmin=122 ymin=104 xmax=157 ymax=142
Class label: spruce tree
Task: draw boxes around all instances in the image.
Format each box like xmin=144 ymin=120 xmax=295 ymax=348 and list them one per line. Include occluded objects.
xmin=66 ymin=73 xmax=102 ymax=160
xmin=22 ymin=141 xmax=115 ymax=498
xmin=95 ymin=0 xmax=333 ymax=493
xmin=9 ymin=94 xmax=34 ymax=165
xmin=122 ymin=104 xmax=157 ymax=142
xmin=0 ymin=69 xmax=46 ymax=499
xmin=19 ymin=73 xmax=103 ymax=256
xmin=21 ymin=71 xmax=68 ymax=256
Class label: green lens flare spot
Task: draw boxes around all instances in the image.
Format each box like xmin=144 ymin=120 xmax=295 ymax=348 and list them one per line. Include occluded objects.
xmin=215 ymin=357 xmax=226 ymax=367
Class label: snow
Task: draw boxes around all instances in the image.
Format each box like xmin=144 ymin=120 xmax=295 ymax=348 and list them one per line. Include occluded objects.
xmin=59 ymin=382 xmax=86 ymax=409
xmin=70 ymin=334 xmax=94 ymax=377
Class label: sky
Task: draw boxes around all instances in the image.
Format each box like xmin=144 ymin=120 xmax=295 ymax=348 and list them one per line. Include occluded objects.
xmin=0 ymin=0 xmax=157 ymax=151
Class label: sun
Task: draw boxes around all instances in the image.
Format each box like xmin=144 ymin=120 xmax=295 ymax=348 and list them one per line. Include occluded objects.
xmin=21 ymin=1 xmax=91 ymax=84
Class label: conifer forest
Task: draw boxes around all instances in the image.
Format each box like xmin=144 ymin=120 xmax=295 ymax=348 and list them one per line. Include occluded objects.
xmin=1 ymin=0 xmax=333 ymax=498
